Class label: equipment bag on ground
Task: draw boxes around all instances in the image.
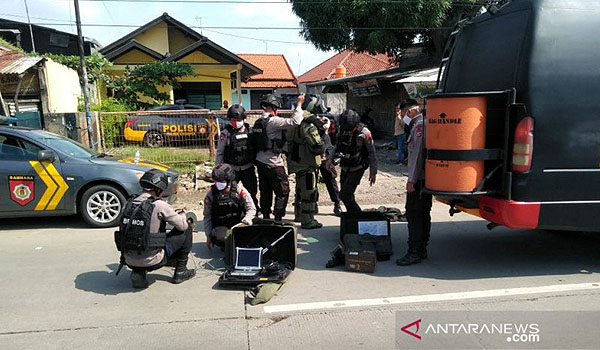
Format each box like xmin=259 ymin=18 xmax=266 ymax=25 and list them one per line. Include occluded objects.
xmin=340 ymin=211 xmax=392 ymax=261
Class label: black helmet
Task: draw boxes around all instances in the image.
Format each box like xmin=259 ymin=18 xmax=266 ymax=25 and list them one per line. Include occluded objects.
xmin=302 ymin=95 xmax=328 ymax=115
xmin=260 ymin=94 xmax=281 ymax=109
xmin=339 ymin=109 xmax=361 ymax=131
xmin=227 ymin=104 xmax=246 ymax=120
xmin=139 ymin=169 xmax=169 ymax=193
xmin=212 ymin=164 xmax=236 ymax=182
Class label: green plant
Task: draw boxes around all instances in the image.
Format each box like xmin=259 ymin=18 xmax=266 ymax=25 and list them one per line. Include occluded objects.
xmin=100 ymin=113 xmax=128 ymax=148
xmin=45 ymin=52 xmax=112 ymax=84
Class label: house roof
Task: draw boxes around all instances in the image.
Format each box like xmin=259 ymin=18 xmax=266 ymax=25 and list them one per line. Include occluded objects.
xmin=99 ymin=13 xmax=202 ymax=56
xmin=103 ymin=39 xmax=165 ymax=61
xmin=0 ymin=49 xmax=44 ymax=75
xmin=236 ymin=54 xmax=296 ymax=88
xmin=297 ymin=50 xmax=396 ymax=84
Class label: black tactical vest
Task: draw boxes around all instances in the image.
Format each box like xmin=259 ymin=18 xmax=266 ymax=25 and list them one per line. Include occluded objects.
xmin=116 ymin=197 xmax=166 ymax=254
xmin=224 ymin=124 xmax=254 ymax=166
xmin=252 ymin=116 xmax=286 ymax=154
xmin=211 ymin=182 xmax=245 ymax=229
xmin=337 ymin=125 xmax=369 ymax=169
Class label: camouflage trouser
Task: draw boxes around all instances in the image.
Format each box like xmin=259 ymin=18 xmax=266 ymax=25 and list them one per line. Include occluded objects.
xmin=294 ymin=169 xmax=319 ymax=225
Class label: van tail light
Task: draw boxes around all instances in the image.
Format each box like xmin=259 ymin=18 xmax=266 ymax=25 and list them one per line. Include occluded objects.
xmin=512 ymin=117 xmax=534 ymax=173
xmin=125 ymin=119 xmax=137 ymax=128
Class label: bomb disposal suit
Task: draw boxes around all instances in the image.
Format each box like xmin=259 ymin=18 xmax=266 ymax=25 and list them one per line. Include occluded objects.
xmin=287 ymin=95 xmax=326 ymax=229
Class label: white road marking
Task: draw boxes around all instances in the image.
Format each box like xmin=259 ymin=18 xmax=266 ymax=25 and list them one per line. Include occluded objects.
xmin=264 ymin=282 xmax=600 ymax=313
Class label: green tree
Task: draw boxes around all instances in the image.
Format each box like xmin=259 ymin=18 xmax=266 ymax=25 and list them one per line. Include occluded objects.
xmin=44 ymin=52 xmax=112 ymax=84
xmin=290 ymin=0 xmax=487 ymax=62
xmin=105 ymin=61 xmax=195 ymax=109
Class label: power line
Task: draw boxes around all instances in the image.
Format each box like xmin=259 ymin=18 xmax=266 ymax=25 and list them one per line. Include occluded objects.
xmin=202 ymin=28 xmax=310 ymax=45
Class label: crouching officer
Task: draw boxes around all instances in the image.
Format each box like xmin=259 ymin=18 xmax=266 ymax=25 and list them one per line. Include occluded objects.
xmin=216 ymin=104 xmax=259 ymax=210
xmin=288 ymin=95 xmax=326 ymax=229
xmin=203 ymin=164 xmax=256 ymax=248
xmin=254 ymin=93 xmax=305 ymax=221
xmin=397 ymin=101 xmax=432 ymax=266
xmin=327 ymin=109 xmax=377 ymax=213
xmin=115 ymin=169 xmax=195 ymax=288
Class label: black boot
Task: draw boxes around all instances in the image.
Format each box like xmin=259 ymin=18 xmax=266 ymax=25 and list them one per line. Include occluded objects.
xmin=172 ymin=259 xmax=196 ymax=284
xmin=333 ymin=202 xmax=342 ymax=216
xmin=420 ymin=247 xmax=428 ymax=260
xmin=131 ymin=269 xmax=149 ymax=289
xmin=396 ymin=249 xmax=422 ymax=266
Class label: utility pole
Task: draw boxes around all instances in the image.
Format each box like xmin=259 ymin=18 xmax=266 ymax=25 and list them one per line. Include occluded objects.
xmin=23 ymin=0 xmax=35 ymax=52
xmin=74 ymin=0 xmax=94 ymax=148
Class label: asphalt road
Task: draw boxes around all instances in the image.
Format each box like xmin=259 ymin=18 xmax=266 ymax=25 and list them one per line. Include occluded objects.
xmin=2 ymin=202 xmax=600 ymax=349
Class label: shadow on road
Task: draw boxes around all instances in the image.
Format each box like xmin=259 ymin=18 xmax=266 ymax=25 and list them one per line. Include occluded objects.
xmin=296 ymin=219 xmax=600 ymax=280
xmin=0 ymin=215 xmax=88 ymax=230
xmin=74 ymin=263 xmax=172 ymax=295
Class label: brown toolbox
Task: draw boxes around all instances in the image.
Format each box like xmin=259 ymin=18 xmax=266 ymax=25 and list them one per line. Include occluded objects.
xmin=345 ymin=250 xmax=376 ymax=273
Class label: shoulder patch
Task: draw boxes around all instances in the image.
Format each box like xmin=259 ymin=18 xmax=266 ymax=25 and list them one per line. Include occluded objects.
xmin=415 ymin=124 xmax=423 ymax=137
xmin=204 ymin=196 xmax=211 ymax=205
xmin=219 ymin=133 xmax=226 ymax=141
xmin=361 ymin=128 xmax=373 ymax=143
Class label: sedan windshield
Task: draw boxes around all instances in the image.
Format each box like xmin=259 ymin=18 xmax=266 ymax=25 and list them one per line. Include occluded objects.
xmin=36 ymin=133 xmax=97 ymax=158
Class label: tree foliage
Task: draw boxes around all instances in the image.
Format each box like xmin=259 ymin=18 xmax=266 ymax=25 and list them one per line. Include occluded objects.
xmin=105 ymin=61 xmax=195 ymax=109
xmin=290 ymin=0 xmax=484 ymax=61
xmin=44 ymin=52 xmax=112 ymax=84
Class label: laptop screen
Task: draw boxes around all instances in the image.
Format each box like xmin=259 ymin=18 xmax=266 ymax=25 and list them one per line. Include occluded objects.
xmin=235 ymin=247 xmax=262 ymax=269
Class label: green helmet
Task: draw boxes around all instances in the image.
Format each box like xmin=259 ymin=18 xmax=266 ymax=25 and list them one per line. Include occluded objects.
xmin=302 ymin=95 xmax=327 ymax=115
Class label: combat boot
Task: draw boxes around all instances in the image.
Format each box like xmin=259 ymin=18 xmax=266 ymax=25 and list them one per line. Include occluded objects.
xmin=301 ymin=220 xmax=323 ymax=230
xmin=396 ymin=249 xmax=421 ymax=266
xmin=420 ymin=247 xmax=428 ymax=260
xmin=172 ymin=259 xmax=196 ymax=284
xmin=130 ymin=269 xmax=149 ymax=289
xmin=333 ymin=202 xmax=342 ymax=216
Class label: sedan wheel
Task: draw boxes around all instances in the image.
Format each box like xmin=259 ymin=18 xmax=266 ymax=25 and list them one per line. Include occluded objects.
xmin=80 ymin=185 xmax=126 ymax=228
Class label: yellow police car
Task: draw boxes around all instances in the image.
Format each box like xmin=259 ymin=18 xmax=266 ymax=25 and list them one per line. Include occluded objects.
xmin=124 ymin=103 xmax=224 ymax=147
xmin=0 ymin=125 xmax=179 ymax=228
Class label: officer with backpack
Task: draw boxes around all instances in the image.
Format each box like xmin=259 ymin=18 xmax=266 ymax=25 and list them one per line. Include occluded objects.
xmin=216 ymin=104 xmax=258 ymax=210
xmin=287 ymin=95 xmax=326 ymax=229
xmin=115 ymin=169 xmax=195 ymax=289
xmin=203 ymin=164 xmax=256 ymax=248
xmin=327 ymin=109 xmax=378 ymax=213
xmin=253 ymin=93 xmax=305 ymax=221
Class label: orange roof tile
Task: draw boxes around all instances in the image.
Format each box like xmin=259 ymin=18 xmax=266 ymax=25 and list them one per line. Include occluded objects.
xmin=297 ymin=50 xmax=396 ymax=84
xmin=237 ymin=53 xmax=297 ymax=88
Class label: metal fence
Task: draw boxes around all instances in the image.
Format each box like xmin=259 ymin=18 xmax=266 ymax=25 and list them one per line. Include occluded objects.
xmin=98 ymin=109 xmax=294 ymax=174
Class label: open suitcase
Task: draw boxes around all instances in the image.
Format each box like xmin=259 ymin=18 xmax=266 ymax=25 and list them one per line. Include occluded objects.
xmin=219 ymin=219 xmax=297 ymax=286
xmin=340 ymin=211 xmax=393 ymax=261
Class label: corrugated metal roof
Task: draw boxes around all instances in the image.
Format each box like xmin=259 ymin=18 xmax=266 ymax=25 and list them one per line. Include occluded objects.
xmin=0 ymin=51 xmax=44 ymax=75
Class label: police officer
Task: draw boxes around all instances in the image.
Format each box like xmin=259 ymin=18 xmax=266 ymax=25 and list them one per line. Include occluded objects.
xmin=254 ymin=93 xmax=305 ymax=221
xmin=327 ymin=109 xmax=377 ymax=213
xmin=116 ymin=169 xmax=195 ymax=288
xmin=318 ymin=115 xmax=342 ymax=216
xmin=288 ymin=95 xmax=326 ymax=229
xmin=203 ymin=164 xmax=256 ymax=248
xmin=397 ymin=101 xmax=432 ymax=266
xmin=216 ymin=104 xmax=258 ymax=210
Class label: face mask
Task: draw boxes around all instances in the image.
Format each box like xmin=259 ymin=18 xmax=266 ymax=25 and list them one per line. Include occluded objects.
xmin=231 ymin=120 xmax=243 ymax=129
xmin=403 ymin=115 xmax=412 ymax=125
xmin=215 ymin=181 xmax=228 ymax=191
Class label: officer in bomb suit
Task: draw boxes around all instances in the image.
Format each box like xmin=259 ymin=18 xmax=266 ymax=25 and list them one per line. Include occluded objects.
xmin=327 ymin=109 xmax=377 ymax=213
xmin=116 ymin=169 xmax=195 ymax=288
xmin=253 ymin=93 xmax=305 ymax=221
xmin=287 ymin=95 xmax=326 ymax=229
xmin=216 ymin=104 xmax=259 ymax=210
xmin=203 ymin=164 xmax=256 ymax=248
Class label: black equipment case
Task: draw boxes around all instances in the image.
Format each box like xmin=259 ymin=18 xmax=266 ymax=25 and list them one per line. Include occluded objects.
xmin=340 ymin=211 xmax=392 ymax=261
xmin=219 ymin=219 xmax=297 ymax=286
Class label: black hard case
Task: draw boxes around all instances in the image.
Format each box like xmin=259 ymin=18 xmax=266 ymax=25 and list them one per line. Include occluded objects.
xmin=340 ymin=211 xmax=392 ymax=261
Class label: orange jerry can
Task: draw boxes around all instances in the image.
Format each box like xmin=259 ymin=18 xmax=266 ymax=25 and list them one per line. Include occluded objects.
xmin=425 ymin=97 xmax=487 ymax=192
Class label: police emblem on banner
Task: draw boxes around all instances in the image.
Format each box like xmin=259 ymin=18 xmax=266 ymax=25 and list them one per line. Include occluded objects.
xmin=9 ymin=175 xmax=35 ymax=206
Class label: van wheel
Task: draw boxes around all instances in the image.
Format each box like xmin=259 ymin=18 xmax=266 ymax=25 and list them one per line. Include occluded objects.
xmin=80 ymin=185 xmax=126 ymax=228
xmin=144 ymin=130 xmax=165 ymax=148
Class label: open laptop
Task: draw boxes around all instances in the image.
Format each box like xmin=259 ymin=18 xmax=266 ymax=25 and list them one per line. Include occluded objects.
xmin=230 ymin=247 xmax=263 ymax=277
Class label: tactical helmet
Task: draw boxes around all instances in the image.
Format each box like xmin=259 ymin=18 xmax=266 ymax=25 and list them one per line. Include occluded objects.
xmin=302 ymin=95 xmax=328 ymax=115
xmin=139 ymin=169 xmax=169 ymax=193
xmin=212 ymin=163 xmax=236 ymax=182
xmin=260 ymin=94 xmax=281 ymax=110
xmin=339 ymin=109 xmax=361 ymax=131
xmin=227 ymin=104 xmax=246 ymax=120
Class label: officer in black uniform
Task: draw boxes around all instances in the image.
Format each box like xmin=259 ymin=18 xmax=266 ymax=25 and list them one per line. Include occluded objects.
xmin=216 ymin=104 xmax=258 ymax=210
xmin=318 ymin=116 xmax=342 ymax=215
xmin=397 ymin=101 xmax=432 ymax=266
xmin=327 ymin=109 xmax=377 ymax=213
xmin=203 ymin=164 xmax=256 ymax=248
xmin=115 ymin=169 xmax=196 ymax=288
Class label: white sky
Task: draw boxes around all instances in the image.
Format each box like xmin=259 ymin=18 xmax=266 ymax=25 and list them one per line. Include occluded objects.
xmin=3 ymin=0 xmax=337 ymax=75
